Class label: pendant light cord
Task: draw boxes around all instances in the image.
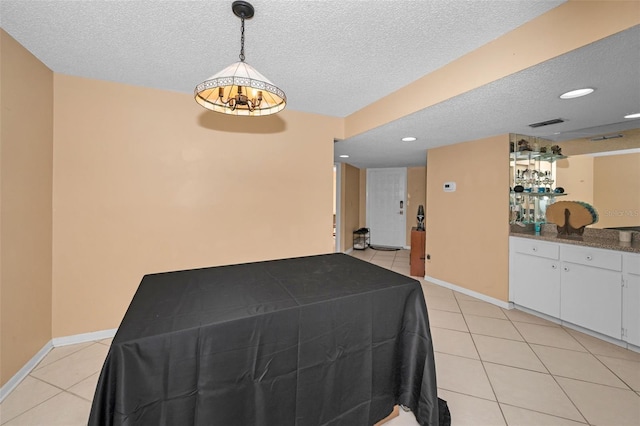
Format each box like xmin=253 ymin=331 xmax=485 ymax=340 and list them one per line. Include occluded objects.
xmin=239 ymin=17 xmax=245 ymax=62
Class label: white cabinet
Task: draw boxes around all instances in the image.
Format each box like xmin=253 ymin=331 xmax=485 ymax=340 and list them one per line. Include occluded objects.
xmin=560 ymin=245 xmax=622 ymax=339
xmin=623 ymin=253 xmax=640 ymax=346
xmin=510 ymin=237 xmax=638 ymax=346
xmin=510 ymin=238 xmax=560 ymax=317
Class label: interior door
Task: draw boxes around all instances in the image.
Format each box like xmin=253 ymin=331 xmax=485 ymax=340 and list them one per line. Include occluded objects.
xmin=366 ymin=168 xmax=407 ymax=247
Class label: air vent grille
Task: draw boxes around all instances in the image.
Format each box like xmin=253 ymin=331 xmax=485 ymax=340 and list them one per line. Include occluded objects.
xmin=529 ymin=118 xmax=565 ymax=128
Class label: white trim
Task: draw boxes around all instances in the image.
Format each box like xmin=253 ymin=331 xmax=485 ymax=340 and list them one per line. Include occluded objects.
xmin=344 ymin=247 xmax=353 ymax=254
xmin=335 ymin=163 xmax=342 ymax=253
xmin=513 ymin=304 xmax=639 ymax=353
xmin=0 ymin=327 xmax=118 ymax=403
xmin=424 ymin=276 xmax=512 ymax=309
xmin=511 ymin=304 xmax=562 ymax=325
xmin=0 ymin=341 xmax=53 ymax=403
xmin=588 ymin=148 xmax=640 ymax=157
xmin=52 ymin=328 xmax=117 ymax=347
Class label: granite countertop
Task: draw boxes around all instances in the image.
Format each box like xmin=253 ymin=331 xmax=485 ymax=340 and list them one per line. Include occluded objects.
xmin=510 ymin=224 xmax=640 ymax=254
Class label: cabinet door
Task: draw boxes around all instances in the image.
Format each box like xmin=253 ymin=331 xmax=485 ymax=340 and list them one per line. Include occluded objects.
xmin=623 ymin=273 xmax=640 ymax=346
xmin=561 ymin=262 xmax=622 ymax=339
xmin=512 ymin=253 xmax=560 ymax=317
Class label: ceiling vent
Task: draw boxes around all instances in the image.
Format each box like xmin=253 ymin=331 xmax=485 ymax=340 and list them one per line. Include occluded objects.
xmin=528 ymin=118 xmax=565 ymax=128
xmin=590 ymin=134 xmax=623 ymax=141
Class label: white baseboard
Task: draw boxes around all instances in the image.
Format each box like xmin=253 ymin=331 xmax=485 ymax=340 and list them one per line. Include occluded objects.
xmin=424 ymin=276 xmax=512 ymax=309
xmin=513 ymin=304 xmax=639 ymax=354
xmin=344 ymin=248 xmax=353 ymax=254
xmin=52 ymin=328 xmax=117 ymax=347
xmin=0 ymin=341 xmax=53 ymax=403
xmin=0 ymin=328 xmax=117 ymax=403
xmin=511 ymin=304 xmax=561 ymax=325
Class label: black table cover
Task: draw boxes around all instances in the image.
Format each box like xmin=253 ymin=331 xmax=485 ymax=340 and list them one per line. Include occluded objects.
xmin=89 ymin=253 xmax=438 ymax=426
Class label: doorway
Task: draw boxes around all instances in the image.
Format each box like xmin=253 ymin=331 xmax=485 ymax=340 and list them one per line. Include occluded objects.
xmin=366 ymin=168 xmax=407 ymax=248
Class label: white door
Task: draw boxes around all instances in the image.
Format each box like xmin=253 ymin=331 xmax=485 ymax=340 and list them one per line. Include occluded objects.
xmin=366 ymin=168 xmax=406 ymax=247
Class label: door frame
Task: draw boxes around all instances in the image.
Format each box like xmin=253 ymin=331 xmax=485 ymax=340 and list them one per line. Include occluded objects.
xmin=334 ymin=163 xmax=342 ymax=252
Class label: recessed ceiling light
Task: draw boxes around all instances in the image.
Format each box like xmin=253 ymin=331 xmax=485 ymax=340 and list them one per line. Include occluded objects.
xmin=624 ymin=112 xmax=640 ymax=119
xmin=339 ymin=154 xmax=349 ymax=158
xmin=401 ymin=136 xmax=417 ymax=142
xmin=559 ymin=88 xmax=594 ymax=99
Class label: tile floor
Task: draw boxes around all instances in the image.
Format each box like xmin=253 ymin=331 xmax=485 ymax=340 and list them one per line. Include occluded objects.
xmin=1 ymin=248 xmax=639 ymax=425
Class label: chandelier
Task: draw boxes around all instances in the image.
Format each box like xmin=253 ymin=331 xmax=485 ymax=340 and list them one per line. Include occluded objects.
xmin=194 ymin=1 xmax=286 ymax=116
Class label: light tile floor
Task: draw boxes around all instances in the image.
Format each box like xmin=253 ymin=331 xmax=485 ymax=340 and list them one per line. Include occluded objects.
xmin=1 ymin=248 xmax=639 ymax=425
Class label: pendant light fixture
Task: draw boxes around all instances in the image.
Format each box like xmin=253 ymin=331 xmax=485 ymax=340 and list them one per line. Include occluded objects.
xmin=194 ymin=1 xmax=286 ymax=116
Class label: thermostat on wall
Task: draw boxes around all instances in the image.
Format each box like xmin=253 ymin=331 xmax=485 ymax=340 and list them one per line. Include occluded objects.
xmin=443 ymin=181 xmax=456 ymax=192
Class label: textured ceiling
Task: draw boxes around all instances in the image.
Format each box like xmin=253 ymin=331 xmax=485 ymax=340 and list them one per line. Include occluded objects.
xmin=1 ymin=0 xmax=638 ymax=169
xmin=335 ymin=25 xmax=640 ymax=168
xmin=0 ymin=0 xmax=563 ymax=116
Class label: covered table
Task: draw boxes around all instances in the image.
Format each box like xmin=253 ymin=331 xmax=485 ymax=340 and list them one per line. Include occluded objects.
xmin=89 ymin=253 xmax=438 ymax=426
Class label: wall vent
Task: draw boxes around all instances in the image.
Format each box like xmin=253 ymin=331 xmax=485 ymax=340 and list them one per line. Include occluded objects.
xmin=528 ymin=118 xmax=565 ymax=128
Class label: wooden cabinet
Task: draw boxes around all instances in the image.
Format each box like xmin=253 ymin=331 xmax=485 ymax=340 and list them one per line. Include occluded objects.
xmin=410 ymin=228 xmax=425 ymax=277
xmin=623 ymin=253 xmax=640 ymax=346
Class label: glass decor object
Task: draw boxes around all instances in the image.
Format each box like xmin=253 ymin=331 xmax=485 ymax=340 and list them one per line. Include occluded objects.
xmin=417 ymin=205 xmax=425 ymax=230
xmin=509 ymin=134 xmax=567 ymax=225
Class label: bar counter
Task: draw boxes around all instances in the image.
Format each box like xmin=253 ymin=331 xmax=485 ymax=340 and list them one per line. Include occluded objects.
xmin=510 ymin=224 xmax=640 ymax=254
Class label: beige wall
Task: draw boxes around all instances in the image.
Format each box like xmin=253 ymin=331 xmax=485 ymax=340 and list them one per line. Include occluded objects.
xmin=51 ymin=74 xmax=341 ymax=337
xmin=406 ymin=167 xmax=426 ymax=246
xmin=556 ymin=155 xmax=594 ymax=205
xmin=339 ymin=163 xmax=361 ymax=251
xmin=0 ymin=30 xmax=53 ymax=387
xmin=426 ymin=135 xmax=510 ymax=301
xmin=593 ymin=153 xmax=640 ymax=229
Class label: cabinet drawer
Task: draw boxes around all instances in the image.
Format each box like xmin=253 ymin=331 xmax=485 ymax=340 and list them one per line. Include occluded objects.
xmin=511 ymin=238 xmax=559 ymax=260
xmin=561 ymin=245 xmax=621 ymax=271
xmin=624 ymin=253 xmax=640 ymax=276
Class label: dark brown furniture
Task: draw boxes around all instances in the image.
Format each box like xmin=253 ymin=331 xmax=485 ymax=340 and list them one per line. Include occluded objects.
xmin=410 ymin=227 xmax=426 ymax=277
